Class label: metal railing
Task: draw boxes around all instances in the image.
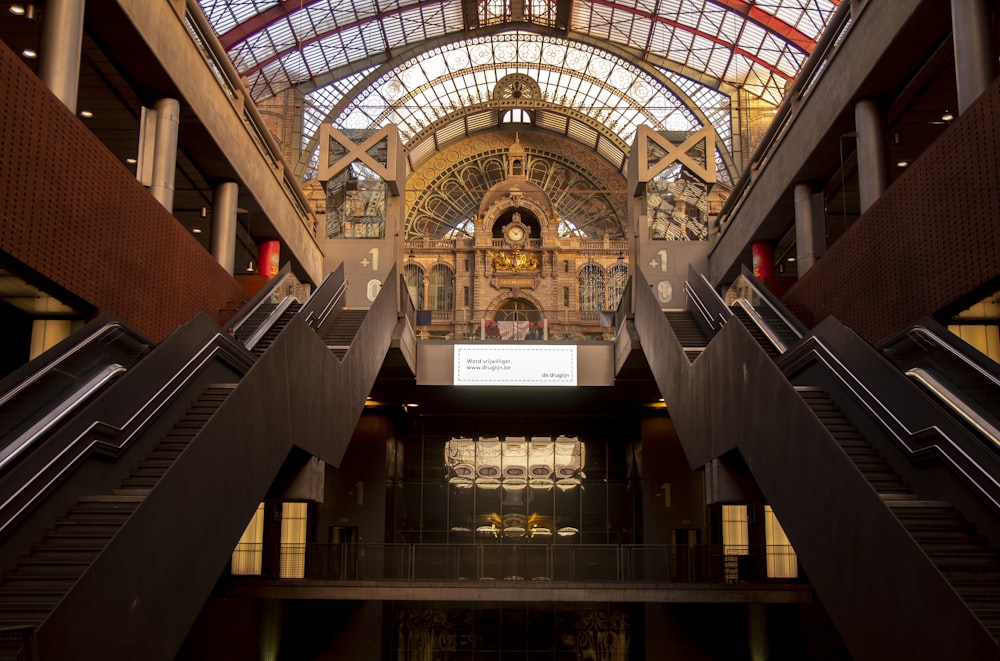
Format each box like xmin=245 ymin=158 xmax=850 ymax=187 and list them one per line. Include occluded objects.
xmin=232 ymin=542 xmax=801 ymax=585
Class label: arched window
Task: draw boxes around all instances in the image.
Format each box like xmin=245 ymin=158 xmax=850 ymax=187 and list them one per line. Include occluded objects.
xmin=579 ymin=263 xmax=606 ymax=311
xmin=404 ymin=263 xmax=424 ymax=309
xmin=429 ymin=264 xmax=454 ymax=311
xmin=608 ymin=261 xmax=628 ymax=310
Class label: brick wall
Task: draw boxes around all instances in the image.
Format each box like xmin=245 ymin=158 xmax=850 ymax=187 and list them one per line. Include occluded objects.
xmin=0 ymin=42 xmax=249 ymax=341
xmin=783 ymin=75 xmax=1000 ymax=345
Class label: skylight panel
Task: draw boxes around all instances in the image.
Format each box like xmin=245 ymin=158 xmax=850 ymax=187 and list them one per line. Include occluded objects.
xmin=717 ymin=10 xmax=745 ymax=45
xmin=266 ymin=19 xmax=296 ymax=53
xmin=304 ymin=4 xmax=338 ymax=33
xmin=737 ymin=21 xmax=767 ymax=53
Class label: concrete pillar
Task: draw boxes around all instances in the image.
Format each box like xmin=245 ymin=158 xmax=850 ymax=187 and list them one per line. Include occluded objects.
xmin=793 ymin=182 xmax=826 ymax=275
xmin=149 ymin=98 xmax=181 ymax=213
xmin=854 ymin=98 xmax=888 ymax=212
xmin=38 ymin=0 xmax=85 ymax=113
xmin=951 ymin=0 xmax=995 ymax=113
xmin=210 ymin=182 xmax=239 ymax=275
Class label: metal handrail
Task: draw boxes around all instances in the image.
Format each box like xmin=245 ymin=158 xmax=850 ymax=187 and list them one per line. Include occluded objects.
xmin=905 ymin=368 xmax=1000 ymax=452
xmin=734 ymin=264 xmax=808 ymax=339
xmin=233 ymin=541 xmax=802 ymax=585
xmin=244 ymin=296 xmax=299 ymax=351
xmin=227 ymin=263 xmax=292 ymax=334
xmin=900 ymin=326 xmax=1000 ymax=392
xmin=734 ymin=298 xmax=788 ymax=353
xmin=0 ymin=321 xmax=130 ymax=409
xmin=0 ymin=364 xmax=126 ymax=471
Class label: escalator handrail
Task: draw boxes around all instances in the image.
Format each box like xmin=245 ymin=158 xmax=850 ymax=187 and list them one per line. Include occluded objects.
xmin=0 ymin=320 xmax=254 ymax=538
xmin=782 ymin=328 xmax=1000 ymax=511
xmin=894 ymin=324 xmax=1000 ymax=392
xmin=905 ymin=367 xmax=1000 ymax=452
xmin=0 ymin=320 xmax=135 ymax=409
xmin=226 ymin=262 xmax=292 ymax=334
xmin=737 ymin=264 xmax=809 ymax=338
xmin=0 ymin=363 xmax=126 ymax=472
xmin=734 ymin=298 xmax=789 ymax=353
xmin=244 ymin=295 xmax=300 ymax=351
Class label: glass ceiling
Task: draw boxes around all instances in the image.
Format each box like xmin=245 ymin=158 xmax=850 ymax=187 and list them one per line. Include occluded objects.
xmin=199 ymin=0 xmax=840 ymax=186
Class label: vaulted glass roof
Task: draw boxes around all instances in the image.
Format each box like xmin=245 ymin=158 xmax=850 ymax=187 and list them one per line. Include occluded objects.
xmin=201 ymin=0 xmax=839 ymax=105
xmin=198 ymin=0 xmax=840 ymax=235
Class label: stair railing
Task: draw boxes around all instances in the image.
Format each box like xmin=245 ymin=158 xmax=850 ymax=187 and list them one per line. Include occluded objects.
xmin=299 ymin=264 xmax=348 ymax=332
xmin=684 ymin=264 xmax=732 ymax=335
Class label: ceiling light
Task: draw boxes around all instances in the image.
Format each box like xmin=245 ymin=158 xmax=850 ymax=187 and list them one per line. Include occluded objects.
xmin=79 ymin=110 xmax=93 ymax=118
xmin=192 ymin=228 xmax=202 ymax=234
xmin=9 ymin=5 xmax=25 ymax=16
xmin=896 ymin=160 xmax=909 ymax=168
xmin=21 ymin=48 xmax=36 ymax=59
xmin=125 ymin=157 xmax=137 ymax=164
xmin=941 ymin=111 xmax=954 ymax=122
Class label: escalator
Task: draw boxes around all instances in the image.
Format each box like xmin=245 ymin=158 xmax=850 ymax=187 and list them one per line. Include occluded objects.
xmin=634 ymin=266 xmax=1000 ymax=660
xmin=0 ymin=264 xmax=402 ymax=660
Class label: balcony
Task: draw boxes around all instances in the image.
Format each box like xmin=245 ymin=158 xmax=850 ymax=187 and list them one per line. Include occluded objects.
xmin=225 ymin=543 xmax=811 ymax=605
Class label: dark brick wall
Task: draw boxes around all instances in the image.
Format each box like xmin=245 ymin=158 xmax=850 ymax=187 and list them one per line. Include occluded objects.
xmin=0 ymin=41 xmax=248 ymax=341
xmin=783 ymin=75 xmax=1000 ymax=345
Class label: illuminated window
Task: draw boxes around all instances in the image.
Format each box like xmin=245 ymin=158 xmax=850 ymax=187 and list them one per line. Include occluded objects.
xmin=231 ymin=503 xmax=265 ymax=575
xmin=947 ymin=290 xmax=1000 ymax=362
xmin=579 ymin=264 xmax=606 ymax=311
xmin=479 ymin=0 xmax=508 ymax=25
xmin=404 ymin=263 xmax=425 ymax=309
xmin=429 ymin=264 xmax=454 ymax=311
xmin=280 ymin=502 xmax=309 ymax=579
xmin=502 ymin=108 xmax=532 ymax=124
xmin=765 ymin=505 xmax=798 ymax=578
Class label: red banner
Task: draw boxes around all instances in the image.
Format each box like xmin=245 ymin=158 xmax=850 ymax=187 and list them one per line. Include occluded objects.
xmin=258 ymin=240 xmax=280 ymax=279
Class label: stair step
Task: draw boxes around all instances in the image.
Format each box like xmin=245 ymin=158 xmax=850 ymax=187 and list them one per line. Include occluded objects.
xmin=24 ymin=548 xmax=99 ymax=563
xmin=35 ymin=535 xmax=107 ymax=551
xmin=0 ymin=577 xmax=75 ymax=592
xmin=78 ymin=494 xmax=144 ymax=504
xmin=49 ymin=522 xmax=121 ymax=536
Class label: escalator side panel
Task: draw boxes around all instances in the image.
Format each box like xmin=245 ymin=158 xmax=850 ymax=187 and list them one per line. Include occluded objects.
xmin=633 ymin=269 xmax=998 ymax=661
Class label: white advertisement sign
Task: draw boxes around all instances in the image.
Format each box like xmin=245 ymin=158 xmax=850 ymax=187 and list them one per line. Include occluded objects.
xmin=454 ymin=345 xmax=577 ymax=386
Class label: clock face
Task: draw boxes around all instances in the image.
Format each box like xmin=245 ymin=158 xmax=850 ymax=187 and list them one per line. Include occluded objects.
xmin=506 ymin=225 xmax=525 ymax=242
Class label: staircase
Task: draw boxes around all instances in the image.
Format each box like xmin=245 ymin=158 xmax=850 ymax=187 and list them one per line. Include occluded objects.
xmin=251 ymin=303 xmax=301 ymax=356
xmin=796 ymin=387 xmax=1000 ymax=641
xmin=0 ymin=385 xmax=235 ymax=645
xmin=323 ymin=309 xmax=368 ymax=358
xmin=663 ymin=310 xmax=709 ymax=361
